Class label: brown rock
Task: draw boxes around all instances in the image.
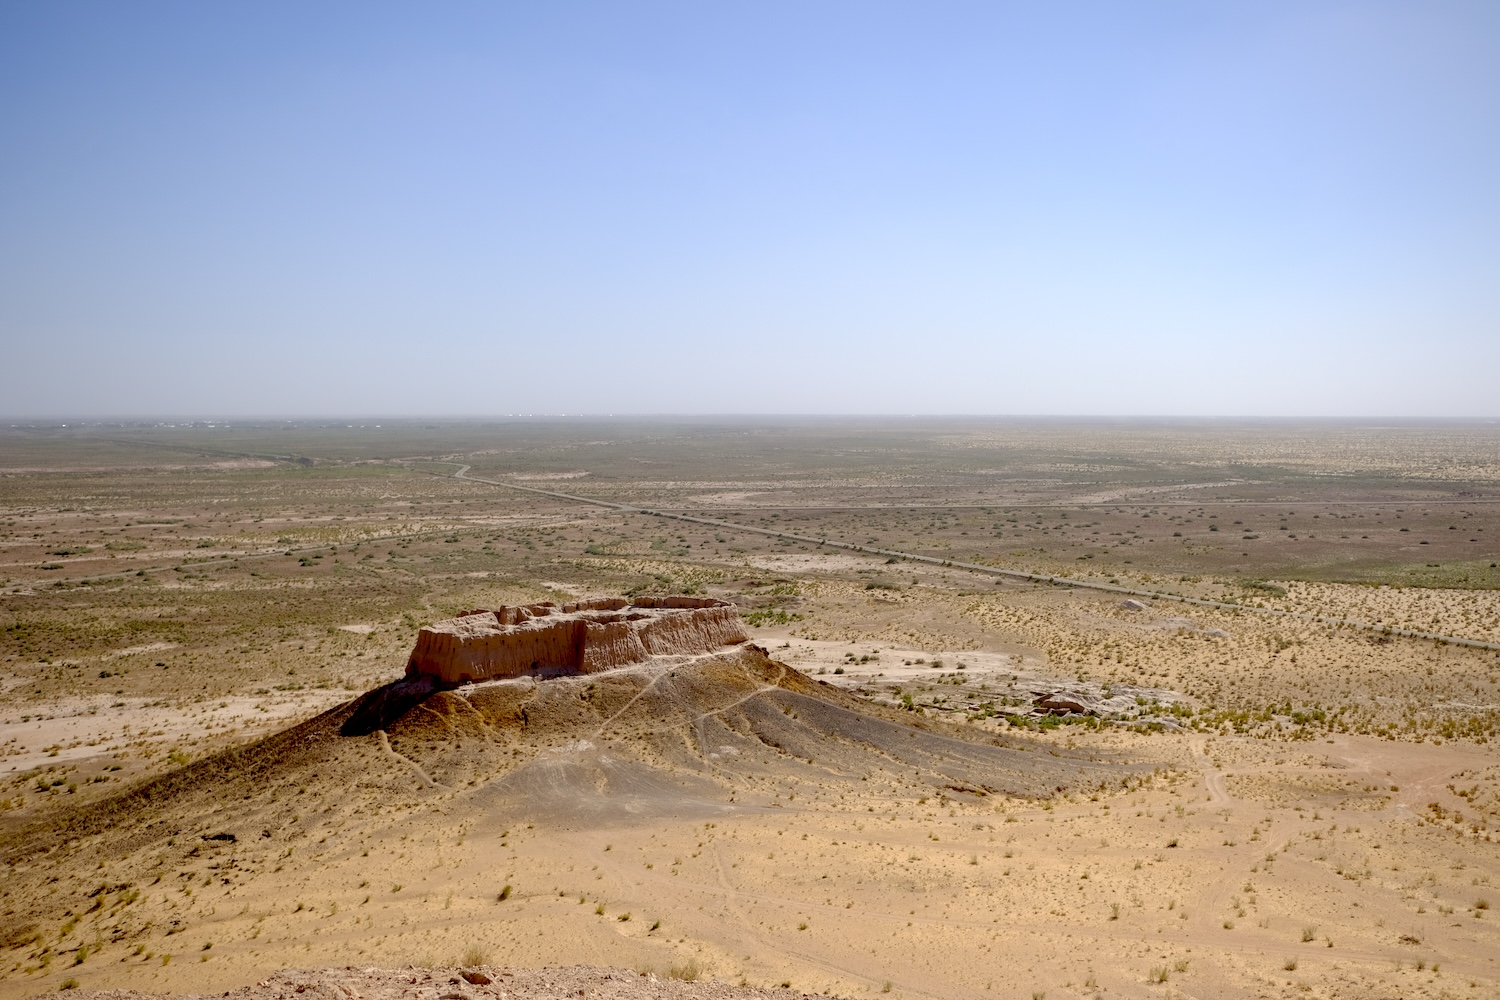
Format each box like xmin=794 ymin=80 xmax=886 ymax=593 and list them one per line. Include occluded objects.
xmin=1035 ymin=693 xmax=1092 ymax=715
xmin=404 ymin=597 xmax=749 ymax=684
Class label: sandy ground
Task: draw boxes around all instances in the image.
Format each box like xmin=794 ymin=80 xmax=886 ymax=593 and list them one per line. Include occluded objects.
xmin=5 ymin=421 xmax=1500 ymax=1000
xmin=1 ymin=690 xmax=351 ymax=774
xmin=66 ymin=966 xmax=832 ymax=1000
xmin=4 ymin=679 xmax=1498 ymax=1000
xmin=6 ymin=576 xmax=1500 ymax=1000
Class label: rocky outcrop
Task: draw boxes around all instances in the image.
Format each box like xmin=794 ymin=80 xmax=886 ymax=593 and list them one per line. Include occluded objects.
xmin=405 ymin=597 xmax=749 ymax=685
xmin=1034 ymin=693 xmax=1093 ymax=716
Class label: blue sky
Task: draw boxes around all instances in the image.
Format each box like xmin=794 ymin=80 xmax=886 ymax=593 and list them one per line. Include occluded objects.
xmin=2 ymin=1 xmax=1497 ymax=416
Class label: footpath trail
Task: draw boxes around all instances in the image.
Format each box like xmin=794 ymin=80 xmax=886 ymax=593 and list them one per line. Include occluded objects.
xmin=442 ymin=464 xmax=1500 ymax=653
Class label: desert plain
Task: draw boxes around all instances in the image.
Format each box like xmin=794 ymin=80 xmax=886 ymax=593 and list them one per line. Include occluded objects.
xmin=2 ymin=418 xmax=1499 ymax=1000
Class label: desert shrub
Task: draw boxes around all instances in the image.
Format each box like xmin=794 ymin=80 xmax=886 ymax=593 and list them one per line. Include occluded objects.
xmin=668 ymin=957 xmax=702 ymax=981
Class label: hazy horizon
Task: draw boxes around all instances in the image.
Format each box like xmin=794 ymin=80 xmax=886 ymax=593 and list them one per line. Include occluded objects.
xmin=5 ymin=414 xmax=1498 ymax=426
xmin=4 ymin=2 xmax=1498 ymax=418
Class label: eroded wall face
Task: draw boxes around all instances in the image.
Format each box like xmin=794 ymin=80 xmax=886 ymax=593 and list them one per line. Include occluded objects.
xmin=638 ymin=606 xmax=748 ymax=656
xmin=404 ymin=599 xmax=748 ymax=684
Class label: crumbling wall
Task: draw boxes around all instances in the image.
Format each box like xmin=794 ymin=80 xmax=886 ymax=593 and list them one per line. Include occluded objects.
xmin=404 ymin=597 xmax=748 ymax=685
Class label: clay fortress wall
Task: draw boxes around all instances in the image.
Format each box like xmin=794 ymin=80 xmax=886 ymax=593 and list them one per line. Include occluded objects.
xmin=404 ymin=596 xmax=749 ymax=685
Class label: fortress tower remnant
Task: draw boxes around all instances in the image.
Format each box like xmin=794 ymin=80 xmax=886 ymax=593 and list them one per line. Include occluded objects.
xmin=404 ymin=596 xmax=749 ymax=685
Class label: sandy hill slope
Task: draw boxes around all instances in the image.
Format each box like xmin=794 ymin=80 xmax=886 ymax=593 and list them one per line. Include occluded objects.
xmin=4 ymin=646 xmax=1125 ymax=853
xmin=1 ymin=645 xmax=1132 ymax=996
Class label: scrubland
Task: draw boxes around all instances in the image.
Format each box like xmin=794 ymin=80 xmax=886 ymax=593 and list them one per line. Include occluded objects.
xmin=2 ymin=419 xmax=1499 ymax=1000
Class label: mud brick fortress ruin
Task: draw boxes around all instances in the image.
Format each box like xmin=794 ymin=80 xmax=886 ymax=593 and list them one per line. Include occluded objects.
xmin=404 ymin=596 xmax=750 ymax=685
